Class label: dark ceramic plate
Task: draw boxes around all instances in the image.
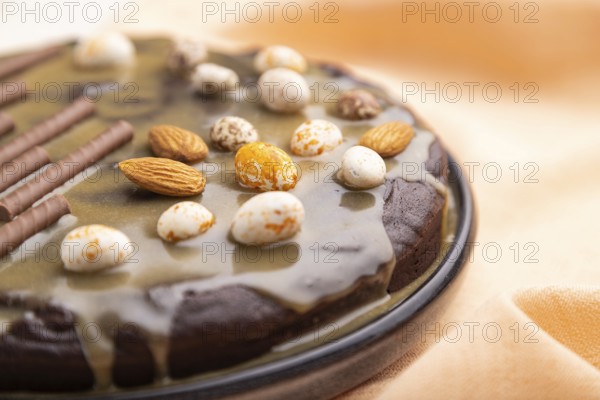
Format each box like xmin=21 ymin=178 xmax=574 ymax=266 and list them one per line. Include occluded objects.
xmin=63 ymin=155 xmax=474 ymax=400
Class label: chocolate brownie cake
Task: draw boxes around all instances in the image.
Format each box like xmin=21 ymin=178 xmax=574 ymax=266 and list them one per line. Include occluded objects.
xmin=0 ymin=37 xmax=450 ymax=393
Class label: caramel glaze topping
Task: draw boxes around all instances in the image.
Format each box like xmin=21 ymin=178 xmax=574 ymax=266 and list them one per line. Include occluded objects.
xmin=0 ymin=38 xmax=451 ymax=388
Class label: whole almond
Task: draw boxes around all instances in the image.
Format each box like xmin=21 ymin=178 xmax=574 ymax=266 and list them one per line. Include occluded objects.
xmin=148 ymin=125 xmax=208 ymax=163
xmin=119 ymin=157 xmax=206 ymax=197
xmin=359 ymin=121 xmax=415 ymax=158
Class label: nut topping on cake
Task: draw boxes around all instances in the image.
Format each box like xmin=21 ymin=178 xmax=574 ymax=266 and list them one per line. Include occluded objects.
xmin=119 ymin=157 xmax=206 ymax=196
xmin=336 ymin=89 xmax=382 ymax=120
xmin=157 ymin=202 xmax=215 ymax=242
xmin=231 ymin=191 xmax=305 ymax=245
xmin=254 ymin=45 xmax=307 ymax=74
xmin=235 ymin=142 xmax=298 ymax=191
xmin=338 ymin=146 xmax=386 ymax=189
xmin=190 ymin=63 xmax=239 ymax=95
xmin=61 ymin=225 xmax=132 ymax=272
xmin=258 ymin=68 xmax=310 ymax=113
xmin=149 ymin=125 xmax=208 ymax=163
xmin=210 ymin=116 xmax=259 ymax=152
xmin=359 ymin=121 xmax=415 ymax=158
xmin=291 ymin=119 xmax=343 ymax=156
xmin=73 ymin=32 xmax=135 ymax=68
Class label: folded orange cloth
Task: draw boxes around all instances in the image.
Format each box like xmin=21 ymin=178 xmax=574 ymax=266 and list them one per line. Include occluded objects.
xmin=343 ymin=287 xmax=600 ymax=399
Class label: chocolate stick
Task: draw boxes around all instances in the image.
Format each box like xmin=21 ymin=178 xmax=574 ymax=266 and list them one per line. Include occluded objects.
xmin=0 ymin=97 xmax=96 ymax=165
xmin=0 ymin=112 xmax=15 ymax=136
xmin=0 ymin=46 xmax=61 ymax=80
xmin=0 ymin=147 xmax=51 ymax=193
xmin=0 ymin=121 xmax=134 ymax=221
xmin=0 ymin=81 xmax=26 ymax=107
xmin=0 ymin=195 xmax=70 ymax=258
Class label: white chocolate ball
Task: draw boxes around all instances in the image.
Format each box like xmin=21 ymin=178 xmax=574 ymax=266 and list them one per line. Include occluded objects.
xmin=157 ymin=202 xmax=215 ymax=242
xmin=338 ymin=146 xmax=386 ymax=189
xmin=291 ymin=119 xmax=343 ymax=156
xmin=190 ymin=63 xmax=239 ymax=95
xmin=61 ymin=225 xmax=132 ymax=272
xmin=254 ymin=45 xmax=307 ymax=74
xmin=258 ymin=68 xmax=310 ymax=113
xmin=210 ymin=116 xmax=259 ymax=152
xmin=73 ymin=32 xmax=135 ymax=68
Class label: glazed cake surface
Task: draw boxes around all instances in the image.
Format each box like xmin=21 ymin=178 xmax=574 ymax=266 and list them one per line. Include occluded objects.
xmin=0 ymin=38 xmax=449 ymax=391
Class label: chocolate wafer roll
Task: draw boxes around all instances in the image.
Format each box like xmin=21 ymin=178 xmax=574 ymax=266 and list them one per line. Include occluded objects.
xmin=0 ymin=121 xmax=134 ymax=221
xmin=0 ymin=147 xmax=51 ymax=193
xmin=0 ymin=97 xmax=96 ymax=165
xmin=0 ymin=46 xmax=61 ymax=80
xmin=0 ymin=112 xmax=14 ymax=136
xmin=0 ymin=81 xmax=25 ymax=107
xmin=0 ymin=195 xmax=70 ymax=258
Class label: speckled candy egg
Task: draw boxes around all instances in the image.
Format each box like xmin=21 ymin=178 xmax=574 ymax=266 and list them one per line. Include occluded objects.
xmin=167 ymin=37 xmax=208 ymax=74
xmin=338 ymin=146 xmax=386 ymax=190
xmin=231 ymin=191 xmax=305 ymax=245
xmin=190 ymin=63 xmax=239 ymax=95
xmin=336 ymin=89 xmax=382 ymax=120
xmin=258 ymin=68 xmax=310 ymax=113
xmin=290 ymin=119 xmax=343 ymax=156
xmin=210 ymin=116 xmax=259 ymax=152
xmin=73 ymin=32 xmax=135 ymax=68
xmin=234 ymin=142 xmax=298 ymax=191
xmin=61 ymin=225 xmax=132 ymax=272
xmin=254 ymin=45 xmax=307 ymax=74
xmin=157 ymin=202 xmax=215 ymax=242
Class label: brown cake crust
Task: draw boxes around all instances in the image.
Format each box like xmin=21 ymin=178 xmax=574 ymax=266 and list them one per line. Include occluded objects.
xmin=385 ymin=140 xmax=448 ymax=291
xmin=0 ymin=304 xmax=94 ymax=391
xmin=168 ymin=286 xmax=298 ymax=378
xmin=384 ymin=179 xmax=445 ymax=291
xmin=112 ymin=323 xmax=156 ymax=387
xmin=165 ymin=257 xmax=393 ymax=378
